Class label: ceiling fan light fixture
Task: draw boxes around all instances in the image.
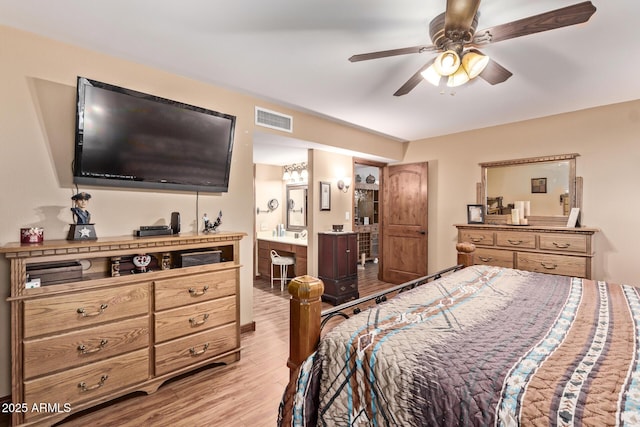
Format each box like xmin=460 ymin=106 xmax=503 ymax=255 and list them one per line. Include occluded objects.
xmin=447 ymin=66 xmax=470 ymax=87
xmin=462 ymin=51 xmax=490 ymax=79
xmin=433 ymin=50 xmax=460 ymax=76
xmin=421 ymin=64 xmax=442 ymax=86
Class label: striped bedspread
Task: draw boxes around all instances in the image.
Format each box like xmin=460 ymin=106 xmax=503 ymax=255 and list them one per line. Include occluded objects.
xmin=278 ymin=265 xmax=640 ymax=426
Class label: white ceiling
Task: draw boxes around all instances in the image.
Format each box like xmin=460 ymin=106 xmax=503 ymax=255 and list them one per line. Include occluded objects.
xmin=2 ymin=0 xmax=638 ymax=165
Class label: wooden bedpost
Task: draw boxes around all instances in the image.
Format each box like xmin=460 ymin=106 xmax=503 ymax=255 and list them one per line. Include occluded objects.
xmin=287 ymin=275 xmax=324 ymax=377
xmin=456 ymin=242 xmax=476 ymax=267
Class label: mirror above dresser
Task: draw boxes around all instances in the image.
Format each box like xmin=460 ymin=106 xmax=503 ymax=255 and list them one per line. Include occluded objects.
xmin=459 ymin=152 xmax=599 ymax=280
xmin=479 ymin=153 xmax=580 ymax=227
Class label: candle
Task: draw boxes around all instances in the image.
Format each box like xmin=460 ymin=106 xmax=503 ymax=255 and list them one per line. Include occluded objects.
xmin=524 ymin=201 xmax=531 ymax=217
xmin=511 ymin=209 xmax=520 ymax=225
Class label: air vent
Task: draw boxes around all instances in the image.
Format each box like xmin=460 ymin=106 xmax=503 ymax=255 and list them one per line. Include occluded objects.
xmin=255 ymin=107 xmax=293 ymax=133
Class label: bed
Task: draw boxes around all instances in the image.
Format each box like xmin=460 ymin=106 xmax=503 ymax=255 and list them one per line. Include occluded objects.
xmin=278 ymin=260 xmax=640 ymax=426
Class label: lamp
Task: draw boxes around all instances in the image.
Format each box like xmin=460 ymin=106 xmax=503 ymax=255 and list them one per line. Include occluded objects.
xmin=461 ymin=50 xmax=489 ymax=79
xmin=282 ymin=166 xmax=291 ymax=181
xmin=336 ymin=177 xmax=351 ymax=193
xmin=422 ymin=49 xmax=489 ymax=88
xmin=447 ymin=66 xmax=470 ymax=87
xmin=282 ymin=163 xmax=308 ymax=182
xmin=433 ymin=50 xmax=460 ymax=76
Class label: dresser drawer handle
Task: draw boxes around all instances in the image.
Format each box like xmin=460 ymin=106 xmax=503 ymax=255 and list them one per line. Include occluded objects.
xmin=507 ymin=239 xmax=523 ymax=245
xmin=552 ymin=242 xmax=571 ymax=249
xmin=540 ymin=262 xmax=558 ymax=270
xmin=189 ymin=313 xmax=210 ymax=327
xmin=78 ymin=375 xmax=108 ymax=392
xmin=188 ymin=286 xmax=209 ymax=297
xmin=78 ymin=339 xmax=109 ymax=354
xmin=479 ymin=257 xmax=493 ymax=263
xmin=340 ymin=286 xmax=346 ymax=291
xmin=470 ymin=236 xmax=484 ymax=243
xmin=189 ymin=343 xmax=210 ymax=357
xmin=77 ymin=304 xmax=108 ymax=317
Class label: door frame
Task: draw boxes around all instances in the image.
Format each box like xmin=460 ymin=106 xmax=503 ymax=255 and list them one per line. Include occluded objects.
xmin=353 ymin=157 xmax=386 ymax=280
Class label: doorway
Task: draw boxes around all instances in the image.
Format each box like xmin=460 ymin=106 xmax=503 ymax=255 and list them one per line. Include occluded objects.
xmin=353 ymin=158 xmax=384 ymax=279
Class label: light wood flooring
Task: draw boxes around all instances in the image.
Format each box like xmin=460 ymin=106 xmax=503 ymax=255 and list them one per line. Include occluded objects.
xmin=0 ymin=262 xmax=390 ymax=427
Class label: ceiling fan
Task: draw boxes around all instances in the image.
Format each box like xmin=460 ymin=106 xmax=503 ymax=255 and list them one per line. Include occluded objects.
xmin=349 ymin=0 xmax=596 ymax=96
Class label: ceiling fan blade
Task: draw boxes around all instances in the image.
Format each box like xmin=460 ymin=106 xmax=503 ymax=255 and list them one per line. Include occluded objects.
xmin=474 ymin=1 xmax=596 ymax=45
xmin=393 ymin=58 xmax=436 ymax=97
xmin=478 ymin=56 xmax=513 ymax=85
xmin=349 ymin=45 xmax=437 ymax=62
xmin=444 ymin=0 xmax=481 ymax=39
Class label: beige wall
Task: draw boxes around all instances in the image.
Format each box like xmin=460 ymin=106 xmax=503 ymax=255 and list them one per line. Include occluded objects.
xmin=0 ymin=25 xmax=402 ymax=397
xmin=406 ymin=99 xmax=640 ymax=284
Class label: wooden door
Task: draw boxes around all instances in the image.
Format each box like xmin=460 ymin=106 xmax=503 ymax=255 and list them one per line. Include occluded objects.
xmin=380 ymin=162 xmax=428 ymax=284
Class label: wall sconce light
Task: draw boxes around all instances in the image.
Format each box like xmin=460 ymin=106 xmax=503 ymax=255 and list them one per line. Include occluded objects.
xmin=336 ymin=177 xmax=351 ymax=193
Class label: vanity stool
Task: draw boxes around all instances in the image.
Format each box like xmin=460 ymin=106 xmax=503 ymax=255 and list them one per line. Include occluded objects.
xmin=270 ymin=249 xmax=295 ymax=291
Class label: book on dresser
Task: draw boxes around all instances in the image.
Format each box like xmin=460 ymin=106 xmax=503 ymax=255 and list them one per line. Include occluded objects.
xmin=1 ymin=232 xmax=245 ymax=427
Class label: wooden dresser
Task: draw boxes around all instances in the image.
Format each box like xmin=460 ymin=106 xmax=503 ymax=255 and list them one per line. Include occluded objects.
xmin=318 ymin=232 xmax=359 ymax=305
xmin=455 ymin=224 xmax=598 ymax=279
xmin=1 ymin=232 xmax=244 ymax=426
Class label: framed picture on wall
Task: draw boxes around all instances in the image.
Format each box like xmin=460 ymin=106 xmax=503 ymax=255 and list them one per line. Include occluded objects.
xmin=531 ymin=177 xmax=547 ymax=193
xmin=320 ymin=181 xmax=331 ymax=211
xmin=467 ymin=204 xmax=485 ymax=224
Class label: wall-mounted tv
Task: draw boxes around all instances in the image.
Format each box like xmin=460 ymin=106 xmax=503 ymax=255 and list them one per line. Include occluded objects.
xmin=73 ymin=77 xmax=236 ymax=193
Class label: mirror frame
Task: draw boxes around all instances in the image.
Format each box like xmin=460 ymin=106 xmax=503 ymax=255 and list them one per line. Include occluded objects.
xmin=286 ymin=183 xmax=307 ymax=231
xmin=478 ymin=153 xmax=581 ymax=226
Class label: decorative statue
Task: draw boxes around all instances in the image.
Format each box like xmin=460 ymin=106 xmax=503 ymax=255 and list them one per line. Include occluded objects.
xmin=71 ymin=192 xmax=92 ymax=224
xmin=203 ymin=210 xmax=222 ymax=233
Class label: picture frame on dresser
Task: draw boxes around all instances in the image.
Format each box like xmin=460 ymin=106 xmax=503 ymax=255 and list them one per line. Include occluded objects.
xmin=467 ymin=204 xmax=485 ymax=224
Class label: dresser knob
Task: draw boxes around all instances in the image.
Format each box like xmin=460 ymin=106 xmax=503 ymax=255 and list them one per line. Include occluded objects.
xmin=77 ymin=339 xmax=109 ymax=354
xmin=189 ymin=343 xmax=210 ymax=356
xmin=77 ymin=304 xmax=108 ymax=318
xmin=188 ymin=285 xmax=209 ymax=297
xmin=540 ymin=262 xmax=558 ymax=270
xmin=78 ymin=375 xmax=108 ymax=392
xmin=189 ymin=313 xmax=210 ymax=327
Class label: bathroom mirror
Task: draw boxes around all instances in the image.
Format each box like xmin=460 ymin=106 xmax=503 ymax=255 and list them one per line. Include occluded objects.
xmin=480 ymin=153 xmax=580 ymax=225
xmin=286 ymin=184 xmax=307 ymax=231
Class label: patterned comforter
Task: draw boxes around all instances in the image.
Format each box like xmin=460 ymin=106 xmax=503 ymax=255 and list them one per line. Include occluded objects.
xmin=278 ymin=265 xmax=640 ymax=426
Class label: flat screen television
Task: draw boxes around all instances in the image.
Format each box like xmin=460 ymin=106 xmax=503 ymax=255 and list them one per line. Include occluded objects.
xmin=73 ymin=77 xmax=236 ymax=193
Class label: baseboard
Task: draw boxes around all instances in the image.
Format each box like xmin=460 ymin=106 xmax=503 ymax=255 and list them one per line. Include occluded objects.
xmin=240 ymin=321 xmax=256 ymax=334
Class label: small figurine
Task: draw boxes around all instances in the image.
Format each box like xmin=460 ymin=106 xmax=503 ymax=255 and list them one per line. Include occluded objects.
xmin=203 ymin=210 xmax=222 ymax=233
xmin=71 ymin=192 xmax=92 ymax=224
xmin=67 ymin=191 xmax=97 ymax=240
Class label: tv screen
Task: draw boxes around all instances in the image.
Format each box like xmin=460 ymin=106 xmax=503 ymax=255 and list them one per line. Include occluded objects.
xmin=73 ymin=77 xmax=236 ymax=193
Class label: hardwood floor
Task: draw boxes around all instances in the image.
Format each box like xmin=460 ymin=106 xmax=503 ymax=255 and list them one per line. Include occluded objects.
xmin=0 ymin=262 xmax=390 ymax=427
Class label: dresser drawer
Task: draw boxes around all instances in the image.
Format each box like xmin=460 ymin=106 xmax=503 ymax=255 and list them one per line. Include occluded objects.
xmin=23 ymin=316 xmax=149 ymax=380
xmin=474 ymin=248 xmax=514 ymax=268
xmin=23 ymin=283 xmax=150 ymax=339
xmin=23 ymin=348 xmax=149 ymax=421
xmin=516 ymin=252 xmax=587 ymax=278
xmin=459 ymin=230 xmax=494 ymax=246
xmin=496 ymin=231 xmax=536 ymax=249
xmin=155 ymin=323 xmax=238 ymax=375
xmin=539 ymin=233 xmax=588 ymax=254
xmin=155 ymin=295 xmax=236 ymax=343
xmin=154 ymin=270 xmax=236 ymax=311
